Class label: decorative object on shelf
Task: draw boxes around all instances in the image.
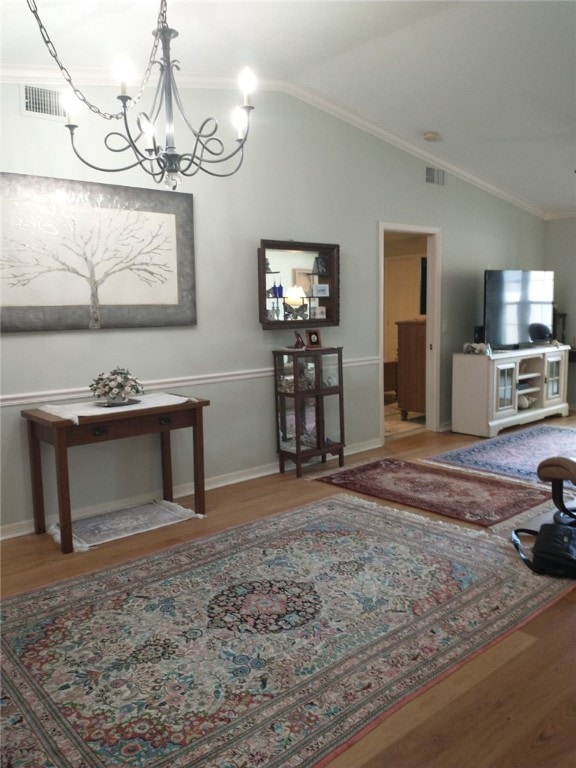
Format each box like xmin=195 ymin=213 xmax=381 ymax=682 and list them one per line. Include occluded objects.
xmin=306 ymin=329 xmax=322 ymax=348
xmin=463 ymin=342 xmax=490 ymax=354
xmin=312 ymin=255 xmax=329 ymax=276
xmin=284 ymin=285 xmax=306 ymax=305
xmin=312 ymin=284 xmax=330 ymax=298
xmin=283 ymin=303 xmax=308 ymax=321
xmin=89 ymin=367 xmax=145 ymax=403
xmin=517 ymin=394 xmax=536 ymax=410
xmin=26 ymin=0 xmax=256 ymax=190
xmin=293 ymin=332 xmax=306 ymax=349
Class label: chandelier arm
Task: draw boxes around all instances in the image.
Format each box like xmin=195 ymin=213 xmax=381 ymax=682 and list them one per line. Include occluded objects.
xmin=118 ymin=102 xmax=159 ymax=163
xmin=175 ymin=156 xmax=202 ymax=177
xmin=66 ymin=128 xmax=160 ymax=174
xmin=170 ymin=78 xmax=212 ymax=141
xmin=171 ymin=84 xmax=253 ymax=167
xmin=177 ymin=135 xmax=247 ymax=177
xmin=194 ymin=113 xmax=253 ymax=165
xmin=181 ymin=152 xmax=245 ymax=178
xmin=145 ymin=65 xmax=167 ymax=128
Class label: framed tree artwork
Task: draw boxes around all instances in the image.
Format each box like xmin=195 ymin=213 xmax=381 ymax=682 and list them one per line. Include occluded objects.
xmin=0 ymin=173 xmax=195 ymax=332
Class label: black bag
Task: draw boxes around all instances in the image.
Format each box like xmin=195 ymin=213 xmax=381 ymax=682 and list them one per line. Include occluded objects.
xmin=511 ymin=525 xmax=576 ymax=579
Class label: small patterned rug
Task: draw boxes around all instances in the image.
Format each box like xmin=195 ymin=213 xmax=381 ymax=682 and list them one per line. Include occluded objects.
xmin=314 ymin=458 xmax=552 ymax=526
xmin=2 ymin=494 xmax=573 ymax=768
xmin=426 ymin=424 xmax=576 ymax=483
xmin=48 ymin=500 xmax=203 ymax=551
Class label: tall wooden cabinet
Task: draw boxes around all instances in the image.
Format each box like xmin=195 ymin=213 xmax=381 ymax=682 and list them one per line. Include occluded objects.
xmin=273 ymin=347 xmax=345 ymax=477
xmin=452 ymin=345 xmax=570 ymax=437
xmin=396 ymin=320 xmax=426 ymax=419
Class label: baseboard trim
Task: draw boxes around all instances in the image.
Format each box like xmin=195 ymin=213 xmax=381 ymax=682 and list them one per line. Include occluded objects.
xmin=0 ymin=439 xmax=382 ymax=541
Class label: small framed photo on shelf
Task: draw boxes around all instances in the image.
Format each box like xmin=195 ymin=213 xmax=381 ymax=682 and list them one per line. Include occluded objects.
xmin=312 ymin=284 xmax=330 ymax=298
xmin=310 ymin=306 xmax=326 ymax=319
xmin=306 ymin=329 xmax=322 ymax=348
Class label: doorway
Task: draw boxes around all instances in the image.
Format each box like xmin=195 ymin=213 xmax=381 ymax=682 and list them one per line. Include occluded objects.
xmin=379 ymin=223 xmax=442 ymax=441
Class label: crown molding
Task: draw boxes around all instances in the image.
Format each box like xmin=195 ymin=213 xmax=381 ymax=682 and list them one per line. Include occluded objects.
xmin=276 ymin=80 xmax=553 ymax=220
xmin=1 ymin=65 xmax=571 ymax=220
xmin=543 ymin=209 xmax=576 ymax=221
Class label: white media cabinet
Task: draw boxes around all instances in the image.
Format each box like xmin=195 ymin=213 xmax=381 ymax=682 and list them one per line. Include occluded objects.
xmin=452 ymin=345 xmax=570 ymax=437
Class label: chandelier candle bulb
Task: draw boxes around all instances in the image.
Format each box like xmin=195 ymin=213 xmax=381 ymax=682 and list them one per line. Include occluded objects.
xmin=232 ymin=107 xmax=248 ymax=140
xmin=238 ymin=67 xmax=257 ymax=106
xmin=60 ymin=90 xmax=78 ymax=125
xmin=112 ymin=54 xmax=136 ymax=97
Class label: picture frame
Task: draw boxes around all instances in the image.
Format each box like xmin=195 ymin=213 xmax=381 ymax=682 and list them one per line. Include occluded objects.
xmin=292 ymin=268 xmax=316 ymax=296
xmin=310 ymin=306 xmax=326 ymax=319
xmin=312 ymin=284 xmax=329 ymax=298
xmin=0 ymin=173 xmax=196 ymax=332
xmin=306 ymin=329 xmax=322 ymax=348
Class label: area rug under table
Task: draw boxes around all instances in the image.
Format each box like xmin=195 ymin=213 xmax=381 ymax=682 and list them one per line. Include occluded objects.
xmin=314 ymin=458 xmax=551 ymax=526
xmin=2 ymin=494 xmax=573 ymax=768
xmin=426 ymin=424 xmax=576 ymax=483
xmin=48 ymin=500 xmax=203 ymax=550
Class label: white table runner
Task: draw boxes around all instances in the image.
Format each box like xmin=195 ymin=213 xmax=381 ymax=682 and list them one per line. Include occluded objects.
xmin=39 ymin=393 xmax=194 ymax=425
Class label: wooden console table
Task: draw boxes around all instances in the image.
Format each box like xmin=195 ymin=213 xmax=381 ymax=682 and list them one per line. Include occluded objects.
xmin=21 ymin=396 xmax=210 ymax=553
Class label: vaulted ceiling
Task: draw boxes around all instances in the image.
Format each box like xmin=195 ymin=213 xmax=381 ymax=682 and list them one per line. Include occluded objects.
xmin=2 ymin=1 xmax=575 ymax=218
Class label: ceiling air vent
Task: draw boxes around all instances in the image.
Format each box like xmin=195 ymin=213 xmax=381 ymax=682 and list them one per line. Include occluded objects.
xmin=24 ymin=85 xmax=65 ymax=117
xmin=426 ymin=167 xmax=445 ymax=186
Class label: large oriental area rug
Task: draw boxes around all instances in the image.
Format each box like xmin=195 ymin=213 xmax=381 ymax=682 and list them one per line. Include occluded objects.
xmin=426 ymin=424 xmax=576 ymax=483
xmin=2 ymin=495 xmax=572 ymax=768
xmin=315 ymin=458 xmax=551 ymax=526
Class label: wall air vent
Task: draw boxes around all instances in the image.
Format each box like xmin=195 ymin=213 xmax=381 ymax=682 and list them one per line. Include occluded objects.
xmin=426 ymin=167 xmax=446 ymax=186
xmin=23 ymin=85 xmax=65 ymax=118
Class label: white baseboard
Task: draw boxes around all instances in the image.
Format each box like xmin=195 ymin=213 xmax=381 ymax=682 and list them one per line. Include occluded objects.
xmin=0 ymin=440 xmax=382 ymax=541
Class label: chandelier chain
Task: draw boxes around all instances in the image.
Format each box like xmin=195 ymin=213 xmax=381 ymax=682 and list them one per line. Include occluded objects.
xmin=25 ymin=0 xmax=168 ymax=120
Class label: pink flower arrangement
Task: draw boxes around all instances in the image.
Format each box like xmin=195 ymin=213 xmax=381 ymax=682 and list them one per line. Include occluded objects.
xmin=89 ymin=367 xmax=144 ymax=400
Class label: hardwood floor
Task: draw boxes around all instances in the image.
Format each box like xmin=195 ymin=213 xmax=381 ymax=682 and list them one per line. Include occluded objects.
xmin=2 ymin=416 xmax=575 ymax=767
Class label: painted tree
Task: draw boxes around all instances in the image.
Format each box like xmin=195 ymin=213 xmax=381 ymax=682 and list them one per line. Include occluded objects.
xmin=1 ymin=190 xmax=174 ymax=329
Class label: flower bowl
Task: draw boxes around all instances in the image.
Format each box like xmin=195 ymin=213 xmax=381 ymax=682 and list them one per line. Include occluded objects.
xmin=89 ymin=367 xmax=145 ymax=402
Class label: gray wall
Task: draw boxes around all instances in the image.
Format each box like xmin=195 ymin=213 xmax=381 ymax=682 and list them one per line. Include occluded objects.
xmin=1 ymin=82 xmax=574 ymax=535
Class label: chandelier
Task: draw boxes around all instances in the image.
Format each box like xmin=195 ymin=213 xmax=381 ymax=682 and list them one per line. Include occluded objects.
xmin=27 ymin=0 xmax=256 ymax=190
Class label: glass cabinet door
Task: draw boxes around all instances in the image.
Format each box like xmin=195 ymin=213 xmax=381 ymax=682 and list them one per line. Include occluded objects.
xmin=495 ymin=362 xmax=516 ymax=411
xmin=545 ymin=356 xmax=562 ymax=400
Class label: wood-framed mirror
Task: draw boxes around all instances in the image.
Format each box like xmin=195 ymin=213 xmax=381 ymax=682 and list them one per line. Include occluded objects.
xmin=258 ymin=239 xmax=340 ymax=330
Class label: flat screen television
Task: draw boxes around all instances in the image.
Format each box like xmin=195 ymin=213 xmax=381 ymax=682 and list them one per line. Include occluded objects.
xmin=483 ymin=270 xmax=554 ymax=350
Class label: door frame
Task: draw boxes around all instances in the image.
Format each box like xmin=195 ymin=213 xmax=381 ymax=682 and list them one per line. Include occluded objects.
xmin=379 ymin=222 xmax=442 ymax=439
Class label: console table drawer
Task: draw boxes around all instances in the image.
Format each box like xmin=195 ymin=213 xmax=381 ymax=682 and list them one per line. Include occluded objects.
xmin=66 ymin=409 xmax=196 ymax=446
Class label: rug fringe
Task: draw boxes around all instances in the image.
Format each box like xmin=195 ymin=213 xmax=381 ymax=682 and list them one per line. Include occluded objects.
xmin=153 ymin=498 xmax=205 ymax=519
xmin=47 ymin=523 xmax=90 ymax=552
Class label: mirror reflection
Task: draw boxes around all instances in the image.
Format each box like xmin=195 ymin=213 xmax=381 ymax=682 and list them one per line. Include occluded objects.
xmin=258 ymin=240 xmax=340 ymax=330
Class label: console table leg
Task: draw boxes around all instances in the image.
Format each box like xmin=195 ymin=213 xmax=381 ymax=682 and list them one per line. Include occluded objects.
xmin=160 ymin=431 xmax=173 ymax=501
xmin=54 ymin=433 xmax=73 ymax=553
xmin=27 ymin=421 xmax=46 ymax=534
xmin=192 ymin=411 xmax=206 ymax=516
